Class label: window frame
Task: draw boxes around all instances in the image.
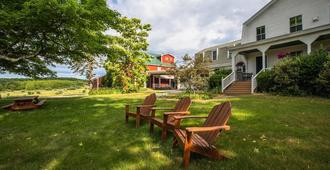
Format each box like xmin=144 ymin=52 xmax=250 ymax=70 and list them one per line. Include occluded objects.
xmin=290 ymin=15 xmax=303 ymax=33
xmin=256 ymin=26 xmax=266 ymax=41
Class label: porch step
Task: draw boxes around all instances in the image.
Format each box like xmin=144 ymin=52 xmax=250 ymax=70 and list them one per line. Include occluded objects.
xmin=224 ymin=81 xmax=251 ymax=95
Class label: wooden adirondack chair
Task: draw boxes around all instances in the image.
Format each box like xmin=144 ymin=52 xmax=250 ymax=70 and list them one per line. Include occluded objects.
xmin=172 ymin=102 xmax=232 ymax=167
xmin=125 ymin=93 xmax=157 ymax=128
xmin=149 ymin=97 xmax=192 ymax=141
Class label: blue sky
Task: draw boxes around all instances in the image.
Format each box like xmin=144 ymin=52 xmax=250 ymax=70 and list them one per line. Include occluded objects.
xmin=1 ymin=0 xmax=270 ymax=79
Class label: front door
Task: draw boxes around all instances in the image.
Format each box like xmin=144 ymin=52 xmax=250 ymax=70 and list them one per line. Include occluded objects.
xmin=256 ymin=56 xmax=263 ymax=73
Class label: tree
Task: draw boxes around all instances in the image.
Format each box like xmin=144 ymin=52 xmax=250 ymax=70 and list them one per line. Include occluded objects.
xmin=105 ymin=17 xmax=151 ymax=92
xmin=0 ymin=0 xmax=120 ymax=78
xmin=170 ymin=54 xmax=211 ymax=93
xmin=71 ymin=54 xmax=100 ymax=88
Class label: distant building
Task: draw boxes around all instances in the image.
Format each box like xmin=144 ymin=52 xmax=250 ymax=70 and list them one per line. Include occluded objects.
xmin=146 ymin=53 xmax=177 ymax=89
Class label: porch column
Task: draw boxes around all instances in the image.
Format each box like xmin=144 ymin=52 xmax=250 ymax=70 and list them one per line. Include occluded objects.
xmin=152 ymin=75 xmax=155 ymax=88
xmin=231 ymin=52 xmax=238 ymax=72
xmin=262 ymin=51 xmax=266 ymax=69
xmin=258 ymin=45 xmax=270 ymax=70
xmin=300 ymin=35 xmax=319 ymax=55
xmin=169 ymin=79 xmax=172 ymax=88
xmin=307 ymin=43 xmax=312 ymax=54
xmin=158 ymin=77 xmax=161 ymax=88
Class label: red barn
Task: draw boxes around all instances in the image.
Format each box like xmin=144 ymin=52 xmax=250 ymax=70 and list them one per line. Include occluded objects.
xmin=146 ymin=53 xmax=176 ymax=89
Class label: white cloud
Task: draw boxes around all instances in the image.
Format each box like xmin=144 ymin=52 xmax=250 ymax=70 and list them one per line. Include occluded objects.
xmin=108 ymin=0 xmax=271 ymax=58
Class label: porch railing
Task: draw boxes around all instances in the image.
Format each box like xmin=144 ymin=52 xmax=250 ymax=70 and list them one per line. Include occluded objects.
xmin=222 ymin=71 xmax=236 ymax=93
xmin=251 ymin=68 xmax=271 ymax=93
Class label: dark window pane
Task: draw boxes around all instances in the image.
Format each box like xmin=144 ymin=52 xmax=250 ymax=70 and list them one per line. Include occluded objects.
xmin=290 ymin=18 xmax=295 ymax=26
xmin=297 ymin=25 xmax=302 ymax=31
xmin=297 ymin=16 xmax=302 ymax=24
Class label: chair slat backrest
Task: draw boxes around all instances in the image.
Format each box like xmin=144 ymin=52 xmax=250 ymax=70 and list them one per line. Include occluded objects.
xmin=199 ymin=102 xmax=231 ymax=144
xmin=173 ymin=97 xmax=192 ymax=112
xmin=140 ymin=93 xmax=157 ymax=114
xmin=168 ymin=97 xmax=192 ymax=123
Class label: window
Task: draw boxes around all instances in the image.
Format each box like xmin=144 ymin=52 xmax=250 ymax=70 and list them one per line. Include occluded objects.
xmin=290 ymin=15 xmax=302 ymax=33
xmin=256 ymin=26 xmax=265 ymax=41
xmin=212 ymin=50 xmax=217 ymax=61
xmin=227 ymin=51 xmax=232 ymax=59
xmin=289 ymin=51 xmax=302 ymax=57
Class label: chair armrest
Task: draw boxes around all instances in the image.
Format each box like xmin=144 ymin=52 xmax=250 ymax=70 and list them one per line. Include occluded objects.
xmin=173 ymin=115 xmax=208 ymax=120
xmin=186 ymin=125 xmax=230 ymax=133
xmin=164 ymin=111 xmax=190 ymax=115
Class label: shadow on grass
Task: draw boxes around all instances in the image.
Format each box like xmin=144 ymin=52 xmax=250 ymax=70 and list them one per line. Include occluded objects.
xmin=0 ymin=94 xmax=329 ymax=169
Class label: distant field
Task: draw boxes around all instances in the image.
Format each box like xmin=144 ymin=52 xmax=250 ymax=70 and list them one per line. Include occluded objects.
xmin=0 ymin=78 xmax=88 ymax=98
xmin=0 ymin=78 xmax=87 ymax=91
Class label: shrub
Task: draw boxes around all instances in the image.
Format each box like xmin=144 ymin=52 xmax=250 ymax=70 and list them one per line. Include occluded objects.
xmin=317 ymin=60 xmax=330 ymax=97
xmin=88 ymin=88 xmax=122 ymax=95
xmin=256 ymin=70 xmax=274 ymax=93
xmin=209 ymin=69 xmax=231 ymax=90
xmin=257 ymin=49 xmax=330 ymax=97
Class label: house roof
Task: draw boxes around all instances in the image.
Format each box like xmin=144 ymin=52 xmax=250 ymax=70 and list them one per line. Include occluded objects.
xmin=243 ymin=0 xmax=278 ymax=25
xmin=147 ymin=53 xmax=175 ymax=67
xmin=195 ymin=40 xmax=241 ymax=54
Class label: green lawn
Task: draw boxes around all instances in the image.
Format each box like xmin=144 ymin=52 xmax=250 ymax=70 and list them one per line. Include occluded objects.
xmin=0 ymin=93 xmax=329 ymax=169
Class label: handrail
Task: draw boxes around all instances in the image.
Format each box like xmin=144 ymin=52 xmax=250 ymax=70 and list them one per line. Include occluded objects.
xmin=251 ymin=68 xmax=271 ymax=93
xmin=221 ymin=71 xmax=236 ymax=93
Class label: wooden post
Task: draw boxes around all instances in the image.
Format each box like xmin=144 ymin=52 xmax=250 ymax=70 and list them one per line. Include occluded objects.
xmin=152 ymin=75 xmax=155 ymax=89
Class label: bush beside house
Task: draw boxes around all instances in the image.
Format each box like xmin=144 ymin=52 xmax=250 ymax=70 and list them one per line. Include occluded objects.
xmin=257 ymin=49 xmax=330 ymax=97
xmin=208 ymin=69 xmax=231 ymax=90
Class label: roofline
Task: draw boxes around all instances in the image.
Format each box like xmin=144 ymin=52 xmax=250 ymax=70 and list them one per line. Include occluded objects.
xmin=195 ymin=40 xmax=241 ymax=54
xmin=230 ymin=24 xmax=330 ymax=51
xmin=243 ymin=0 xmax=278 ymax=26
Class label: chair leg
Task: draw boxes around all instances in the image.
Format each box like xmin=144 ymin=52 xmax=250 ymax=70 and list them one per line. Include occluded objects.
xmin=161 ymin=127 xmax=167 ymax=141
xmin=125 ymin=114 xmax=129 ymax=123
xmin=149 ymin=122 xmax=154 ymax=133
xmin=172 ymin=137 xmax=178 ymax=148
xmin=183 ymin=144 xmax=191 ymax=168
xmin=136 ymin=115 xmax=140 ymax=128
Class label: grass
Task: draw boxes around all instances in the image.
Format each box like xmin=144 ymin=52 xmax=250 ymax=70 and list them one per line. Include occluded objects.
xmin=0 ymin=88 xmax=89 ymax=98
xmin=0 ymin=93 xmax=329 ymax=169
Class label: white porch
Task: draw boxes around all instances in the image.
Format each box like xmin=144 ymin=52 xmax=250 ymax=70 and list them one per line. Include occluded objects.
xmin=223 ymin=24 xmax=330 ymax=94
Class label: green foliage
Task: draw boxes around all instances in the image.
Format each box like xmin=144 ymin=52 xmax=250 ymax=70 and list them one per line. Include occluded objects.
xmin=0 ymin=78 xmax=86 ymax=91
xmin=256 ymin=70 xmax=274 ymax=93
xmin=257 ymin=49 xmax=330 ymax=97
xmin=0 ymin=0 xmax=120 ymax=78
xmin=171 ymin=54 xmax=211 ymax=93
xmin=88 ymin=88 xmax=122 ymax=95
xmin=105 ymin=17 xmax=152 ymax=93
xmin=317 ymin=60 xmax=330 ymax=97
xmin=208 ymin=69 xmax=231 ymax=89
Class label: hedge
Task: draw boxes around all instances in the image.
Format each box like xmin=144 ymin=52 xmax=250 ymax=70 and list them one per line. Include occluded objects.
xmin=257 ymin=49 xmax=330 ymax=97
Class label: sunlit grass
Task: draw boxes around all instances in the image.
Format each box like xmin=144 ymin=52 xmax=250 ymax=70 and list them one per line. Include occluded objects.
xmin=0 ymin=93 xmax=329 ymax=169
xmin=0 ymin=88 xmax=89 ymax=98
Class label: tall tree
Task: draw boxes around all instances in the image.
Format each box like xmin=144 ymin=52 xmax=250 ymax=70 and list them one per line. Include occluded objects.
xmin=170 ymin=54 xmax=211 ymax=93
xmin=0 ymin=0 xmax=120 ymax=78
xmin=105 ymin=17 xmax=151 ymax=92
